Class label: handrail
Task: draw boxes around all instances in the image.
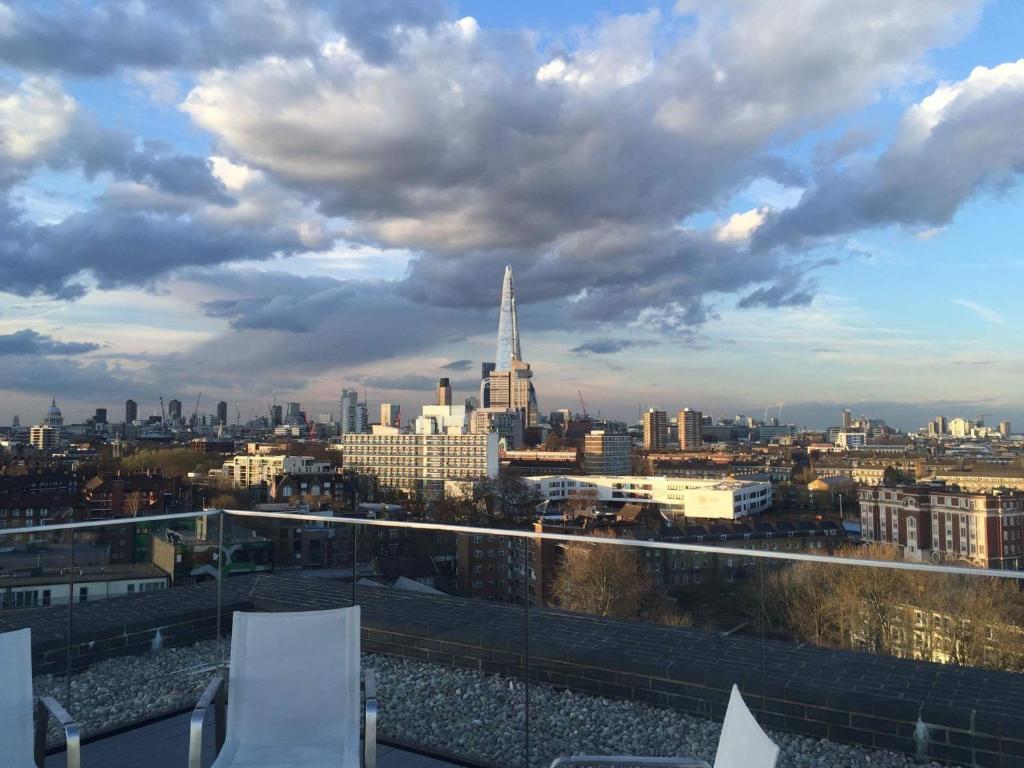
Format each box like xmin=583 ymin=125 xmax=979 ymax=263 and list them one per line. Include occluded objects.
xmin=2 ymin=506 xmax=1020 ymax=580
xmin=0 ymin=509 xmax=215 ymax=536
xmin=218 ymin=508 xmax=1024 ymax=579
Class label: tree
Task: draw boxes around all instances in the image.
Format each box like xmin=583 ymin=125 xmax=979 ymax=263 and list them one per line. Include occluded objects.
xmin=552 ymin=537 xmax=648 ymax=618
xmin=480 ymin=471 xmax=547 ymax=522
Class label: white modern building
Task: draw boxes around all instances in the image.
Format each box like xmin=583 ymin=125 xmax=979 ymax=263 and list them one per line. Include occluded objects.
xmin=220 ymin=455 xmax=333 ymax=489
xmin=525 ymin=475 xmax=773 ymax=520
xmin=834 ymin=431 xmax=867 ymax=449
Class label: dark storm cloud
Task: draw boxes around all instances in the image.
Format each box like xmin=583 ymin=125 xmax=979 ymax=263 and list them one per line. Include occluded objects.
xmin=441 ymin=359 xmax=473 ymax=371
xmin=0 ymin=329 xmax=99 ymax=356
xmin=0 ymin=208 xmax=302 ymax=298
xmin=0 ymin=1 xmax=323 ymax=75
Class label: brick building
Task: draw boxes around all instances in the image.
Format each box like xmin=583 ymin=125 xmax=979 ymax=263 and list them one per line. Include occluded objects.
xmin=858 ymin=482 xmax=1024 ymax=568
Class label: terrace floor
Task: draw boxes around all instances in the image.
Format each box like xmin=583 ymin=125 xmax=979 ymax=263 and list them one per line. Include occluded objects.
xmin=44 ymin=711 xmax=461 ymax=768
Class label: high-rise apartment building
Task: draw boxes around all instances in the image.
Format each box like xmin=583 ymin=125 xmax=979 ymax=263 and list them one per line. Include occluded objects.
xmin=1000 ymin=421 xmax=1012 ymax=438
xmin=271 ymin=404 xmax=283 ymax=426
xmin=93 ymin=408 xmax=107 ymax=424
xmin=339 ymin=389 xmax=360 ymax=434
xmin=437 ymin=378 xmax=452 ymax=406
xmin=125 ymin=399 xmax=138 ymax=424
xmin=380 ymin=403 xmax=400 ymax=428
xmin=583 ymin=431 xmax=631 ymax=475
xmin=642 ymin=409 xmax=668 ymax=451
xmin=216 ymin=401 xmax=228 ymax=426
xmin=29 ymin=424 xmax=59 ymax=451
xmin=677 ymin=408 xmax=703 ymax=449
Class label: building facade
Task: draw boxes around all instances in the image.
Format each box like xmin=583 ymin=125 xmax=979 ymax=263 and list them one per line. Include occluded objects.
xmin=342 ymin=431 xmax=500 ymax=498
xmin=642 ymin=409 xmax=668 ymax=451
xmin=859 ymin=483 xmax=1024 ymax=568
xmin=582 ymin=430 xmax=631 ymax=475
xmin=677 ymin=408 xmax=703 ymax=449
xmin=526 ymin=474 xmax=772 ymax=520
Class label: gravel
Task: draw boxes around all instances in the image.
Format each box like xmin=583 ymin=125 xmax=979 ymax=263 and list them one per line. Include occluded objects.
xmin=35 ymin=641 xmax=957 ymax=768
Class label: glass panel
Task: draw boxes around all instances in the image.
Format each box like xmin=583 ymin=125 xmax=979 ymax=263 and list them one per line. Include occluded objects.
xmin=62 ymin=512 xmax=225 ymax=740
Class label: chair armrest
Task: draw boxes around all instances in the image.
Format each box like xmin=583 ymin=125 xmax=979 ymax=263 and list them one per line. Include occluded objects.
xmin=35 ymin=697 xmax=80 ymax=768
xmin=189 ymin=675 xmax=225 ymax=768
xmin=363 ymin=669 xmax=377 ymax=768
xmin=549 ymin=757 xmax=712 ymax=768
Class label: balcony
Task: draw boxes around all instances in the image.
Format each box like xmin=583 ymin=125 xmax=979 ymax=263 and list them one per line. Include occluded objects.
xmin=4 ymin=509 xmax=1023 ymax=767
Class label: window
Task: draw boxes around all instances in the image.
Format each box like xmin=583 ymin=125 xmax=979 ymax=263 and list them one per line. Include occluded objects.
xmin=78 ymin=587 xmax=88 ymax=604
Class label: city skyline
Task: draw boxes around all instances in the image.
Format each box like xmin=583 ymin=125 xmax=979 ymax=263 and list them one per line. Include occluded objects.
xmin=1 ymin=1 xmax=1023 ymax=426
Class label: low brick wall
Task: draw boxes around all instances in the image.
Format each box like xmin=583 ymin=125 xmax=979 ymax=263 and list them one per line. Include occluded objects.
xmin=0 ymin=577 xmax=252 ymax=675
xmin=4 ymin=572 xmax=1024 ymax=766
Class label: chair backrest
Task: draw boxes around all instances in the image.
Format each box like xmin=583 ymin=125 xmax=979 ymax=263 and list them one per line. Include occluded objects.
xmin=226 ymin=607 xmax=361 ymax=748
xmin=0 ymin=628 xmax=35 ymax=766
xmin=713 ymin=685 xmax=779 ymax=768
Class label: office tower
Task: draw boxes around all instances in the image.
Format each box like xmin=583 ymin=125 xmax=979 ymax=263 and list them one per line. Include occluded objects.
xmin=464 ymin=396 xmax=479 ymax=414
xmin=125 ymin=399 xmax=138 ymax=424
xmin=286 ymin=402 xmax=302 ymax=425
xmin=271 ymin=404 xmax=283 ymax=426
xmin=584 ymin=431 xmax=631 ymax=475
xmin=1000 ymin=420 xmax=1012 ymax=438
xmin=678 ymin=408 xmax=703 ymax=449
xmin=495 ymin=265 xmax=522 ymax=371
xmin=355 ymin=402 xmax=368 ymax=434
xmin=479 ymin=362 xmax=496 ymax=408
xmin=437 ymin=377 xmax=452 ymax=406
xmin=642 ymin=408 xmax=667 ymax=451
xmin=94 ymin=408 xmax=107 ymax=424
xmin=339 ymin=389 xmax=359 ymax=434
xmin=485 ymin=266 xmax=539 ymax=427
xmin=841 ymin=409 xmax=853 ymax=430
xmin=380 ymin=403 xmax=400 ymax=428
xmin=489 ymin=362 xmax=537 ymax=428
xmin=471 ymin=407 xmax=523 ymax=449
xmin=168 ymin=399 xmax=182 ymax=423
xmin=936 ymin=415 xmax=947 ymax=434
xmin=12 ymin=415 xmax=20 ymax=429
xmin=216 ymin=401 xmax=228 ymax=426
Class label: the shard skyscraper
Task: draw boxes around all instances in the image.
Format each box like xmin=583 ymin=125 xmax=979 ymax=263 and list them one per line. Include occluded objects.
xmin=481 ymin=265 xmax=539 ymax=428
xmin=494 ymin=265 xmax=521 ymax=371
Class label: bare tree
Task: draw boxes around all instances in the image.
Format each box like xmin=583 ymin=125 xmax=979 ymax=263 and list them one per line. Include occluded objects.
xmin=552 ymin=537 xmax=647 ymax=618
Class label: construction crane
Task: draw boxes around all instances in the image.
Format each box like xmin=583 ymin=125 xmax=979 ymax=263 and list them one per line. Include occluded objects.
xmin=190 ymin=392 xmax=202 ymax=430
xmin=577 ymin=390 xmax=588 ymax=418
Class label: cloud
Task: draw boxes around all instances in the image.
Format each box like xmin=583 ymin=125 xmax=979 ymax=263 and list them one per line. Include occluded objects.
xmin=0 ymin=329 xmax=99 ymax=356
xmin=181 ymin=1 xmax=980 ymax=326
xmin=755 ymin=59 xmax=1024 ymax=251
xmin=0 ymin=1 xmax=324 ymax=75
xmin=571 ymin=338 xmax=658 ymax=355
xmin=332 ymin=0 xmax=448 ymax=64
xmin=441 ymin=359 xmax=473 ymax=371
xmin=952 ymin=299 xmax=1007 ymax=326
xmin=360 ymin=374 xmax=479 ymax=392
xmin=713 ymin=208 xmax=768 ymax=244
xmin=0 ymin=75 xmax=76 ymax=167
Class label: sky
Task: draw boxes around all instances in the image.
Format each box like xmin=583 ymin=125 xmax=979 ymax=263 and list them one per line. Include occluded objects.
xmin=0 ymin=0 xmax=1023 ymax=431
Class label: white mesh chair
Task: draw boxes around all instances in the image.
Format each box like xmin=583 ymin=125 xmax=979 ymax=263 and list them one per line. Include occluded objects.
xmin=549 ymin=685 xmax=778 ymax=768
xmin=188 ymin=606 xmax=377 ymax=768
xmin=0 ymin=628 xmax=81 ymax=768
